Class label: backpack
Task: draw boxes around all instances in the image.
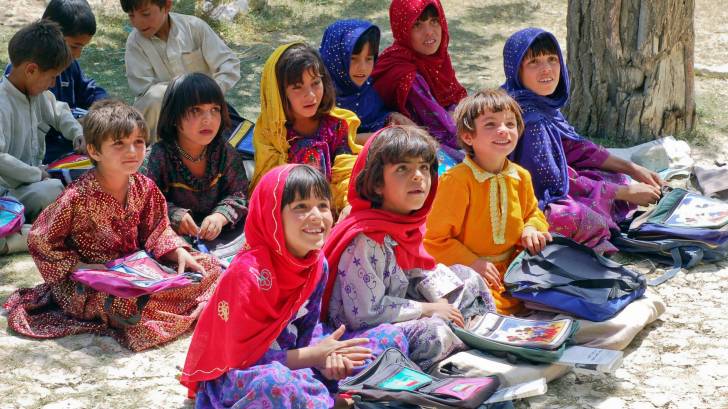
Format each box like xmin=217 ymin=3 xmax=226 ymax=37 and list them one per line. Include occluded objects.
xmin=47 ymin=153 xmax=93 ymax=186
xmin=613 ymin=187 xmax=728 ymax=285
xmin=226 ymin=118 xmax=255 ymax=160
xmin=504 ymin=235 xmax=646 ymax=322
xmin=0 ymin=196 xmax=24 ymax=238
xmin=339 ymin=348 xmax=500 ymax=409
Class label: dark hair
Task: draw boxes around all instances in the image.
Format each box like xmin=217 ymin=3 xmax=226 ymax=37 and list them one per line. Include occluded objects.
xmin=281 ymin=165 xmax=332 ymax=209
xmin=43 ymin=0 xmax=96 ymax=37
xmin=276 ymin=43 xmax=336 ymax=124
xmin=453 ymin=88 xmax=524 ymax=157
xmin=8 ymin=20 xmax=72 ymax=70
xmin=157 ymin=73 xmax=231 ymax=145
xmin=356 ymin=126 xmax=438 ymax=208
xmin=416 ymin=4 xmax=439 ymax=22
xmin=523 ymin=33 xmax=559 ymax=60
xmin=119 ymin=0 xmax=167 ymax=13
xmin=352 ymin=26 xmax=380 ymax=57
xmin=84 ymin=99 xmax=150 ymax=165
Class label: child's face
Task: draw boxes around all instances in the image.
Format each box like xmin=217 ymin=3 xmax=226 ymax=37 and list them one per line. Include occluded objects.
xmin=376 ymin=158 xmax=432 ymax=215
xmin=285 ymin=69 xmax=324 ymax=122
xmin=65 ymin=34 xmax=93 ymax=60
xmin=410 ymin=16 xmax=441 ymax=56
xmin=282 ymin=192 xmax=333 ymax=258
xmin=24 ymin=64 xmax=63 ymax=96
xmin=127 ymin=1 xmax=171 ymax=39
xmin=349 ymin=42 xmax=374 ymax=87
xmin=178 ymin=103 xmax=222 ymax=148
xmin=461 ymin=110 xmax=519 ymax=170
xmin=519 ymin=52 xmax=561 ymax=96
xmin=87 ymin=127 xmax=147 ymax=176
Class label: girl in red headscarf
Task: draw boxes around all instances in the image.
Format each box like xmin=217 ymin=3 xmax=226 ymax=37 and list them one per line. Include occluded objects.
xmin=323 ymin=126 xmax=495 ymax=371
xmin=181 ymin=164 xmax=407 ymax=408
xmin=372 ymin=0 xmax=467 ymax=163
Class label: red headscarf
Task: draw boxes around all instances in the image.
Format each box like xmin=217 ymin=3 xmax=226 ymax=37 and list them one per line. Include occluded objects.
xmin=371 ymin=0 xmax=467 ymax=115
xmin=180 ymin=165 xmax=325 ymax=398
xmin=321 ymin=129 xmax=438 ymax=318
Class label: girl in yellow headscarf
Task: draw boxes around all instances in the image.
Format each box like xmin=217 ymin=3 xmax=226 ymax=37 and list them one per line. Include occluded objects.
xmin=251 ymin=43 xmax=361 ymax=212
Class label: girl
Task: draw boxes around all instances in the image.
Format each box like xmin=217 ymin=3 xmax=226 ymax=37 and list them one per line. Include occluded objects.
xmin=141 ymin=73 xmax=248 ymax=244
xmin=5 ymin=100 xmax=221 ymax=351
xmin=503 ymin=28 xmax=663 ymax=254
xmin=322 ymin=126 xmax=495 ymax=371
xmin=319 ymin=19 xmax=414 ymax=144
xmin=371 ymin=0 xmax=467 ymax=162
xmin=181 ymin=164 xmax=407 ymax=408
xmin=425 ymin=89 xmax=551 ymax=315
xmin=251 ymin=43 xmax=361 ymax=212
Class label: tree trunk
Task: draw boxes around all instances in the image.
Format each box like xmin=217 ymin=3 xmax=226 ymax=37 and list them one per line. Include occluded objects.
xmin=565 ymin=0 xmax=696 ymax=144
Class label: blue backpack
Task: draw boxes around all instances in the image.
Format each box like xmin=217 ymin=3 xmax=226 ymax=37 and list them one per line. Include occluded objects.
xmin=0 ymin=197 xmax=24 ymax=238
xmin=613 ymin=187 xmax=728 ymax=285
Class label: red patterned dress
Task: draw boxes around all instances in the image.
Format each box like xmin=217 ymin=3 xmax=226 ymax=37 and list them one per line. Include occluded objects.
xmin=4 ymin=171 xmax=221 ymax=351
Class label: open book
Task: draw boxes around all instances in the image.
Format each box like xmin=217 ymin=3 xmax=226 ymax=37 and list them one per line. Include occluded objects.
xmin=467 ymin=313 xmax=575 ymax=350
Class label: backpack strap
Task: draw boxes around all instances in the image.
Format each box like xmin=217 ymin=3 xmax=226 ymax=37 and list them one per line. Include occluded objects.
xmin=647 ymin=246 xmax=704 ymax=286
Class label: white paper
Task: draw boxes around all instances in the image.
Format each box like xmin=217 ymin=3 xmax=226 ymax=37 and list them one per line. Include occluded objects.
xmin=483 ymin=378 xmax=548 ymax=404
xmin=556 ymin=346 xmax=623 ymax=373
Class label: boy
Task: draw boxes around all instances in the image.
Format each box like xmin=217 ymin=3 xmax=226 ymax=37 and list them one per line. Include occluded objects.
xmin=0 ymin=20 xmax=83 ymax=236
xmin=424 ymin=89 xmax=551 ymax=315
xmin=5 ymin=0 xmax=108 ymax=163
xmin=121 ymin=0 xmax=240 ymax=140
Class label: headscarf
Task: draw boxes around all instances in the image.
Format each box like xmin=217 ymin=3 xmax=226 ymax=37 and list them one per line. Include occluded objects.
xmin=502 ymin=27 xmax=582 ymax=207
xmin=180 ymin=165 xmax=325 ymax=398
xmin=371 ymin=0 xmax=467 ymax=115
xmin=251 ymin=43 xmax=362 ymax=201
xmin=322 ymin=129 xmax=437 ymax=317
xmin=320 ymin=20 xmax=391 ymax=133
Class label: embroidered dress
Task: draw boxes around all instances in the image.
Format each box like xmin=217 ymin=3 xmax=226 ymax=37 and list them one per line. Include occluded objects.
xmin=286 ymin=114 xmax=353 ymax=182
xmin=140 ymin=137 xmax=249 ymax=231
xmin=502 ymin=28 xmax=634 ymax=254
xmin=323 ymin=131 xmax=495 ymax=370
xmin=424 ymin=158 xmax=548 ymax=315
xmin=3 ymin=171 xmax=221 ymax=351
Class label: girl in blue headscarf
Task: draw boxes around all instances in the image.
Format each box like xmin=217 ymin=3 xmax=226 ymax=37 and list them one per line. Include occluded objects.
xmin=502 ymin=28 xmax=663 ymax=254
xmin=320 ymin=19 xmax=414 ymax=145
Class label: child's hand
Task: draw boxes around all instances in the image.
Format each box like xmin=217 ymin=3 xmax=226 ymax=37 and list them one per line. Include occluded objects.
xmin=37 ymin=165 xmax=51 ymax=180
xmin=167 ymin=247 xmax=207 ymax=275
xmin=178 ymin=213 xmax=200 ymax=237
xmin=521 ymin=226 xmax=552 ymax=255
xmin=199 ymin=213 xmax=228 ymax=241
xmin=422 ymin=302 xmax=465 ymax=328
xmin=470 ymin=258 xmax=503 ymax=291
xmin=388 ymin=112 xmax=416 ymax=127
xmin=319 ymin=352 xmax=357 ymax=380
xmin=311 ymin=325 xmax=372 ymax=370
xmin=629 ymin=164 xmax=663 ymax=188
xmin=336 ymin=205 xmax=352 ymax=225
xmin=616 ymin=183 xmax=661 ymax=206
xmin=73 ymin=135 xmax=86 ymax=154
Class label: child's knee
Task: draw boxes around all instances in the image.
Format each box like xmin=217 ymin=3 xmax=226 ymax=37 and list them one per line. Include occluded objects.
xmin=19 ymin=179 xmax=63 ymax=219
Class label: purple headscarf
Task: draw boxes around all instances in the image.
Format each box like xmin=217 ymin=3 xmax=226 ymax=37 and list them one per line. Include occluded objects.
xmin=502 ymin=28 xmax=583 ymax=208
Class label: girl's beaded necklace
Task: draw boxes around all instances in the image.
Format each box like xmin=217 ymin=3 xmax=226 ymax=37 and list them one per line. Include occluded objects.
xmin=175 ymin=142 xmax=207 ymax=163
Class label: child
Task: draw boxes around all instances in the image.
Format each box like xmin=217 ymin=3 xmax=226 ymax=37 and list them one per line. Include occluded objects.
xmin=503 ymin=28 xmax=663 ymax=254
xmin=141 ymin=73 xmax=248 ymax=243
xmin=371 ymin=0 xmax=466 ymax=162
xmin=0 ymin=20 xmax=83 ymax=226
xmin=5 ymin=100 xmax=221 ymax=351
xmin=319 ymin=19 xmax=414 ymax=145
xmin=181 ymin=164 xmax=407 ymax=407
xmin=121 ymin=0 xmax=241 ymax=140
xmin=4 ymin=0 xmax=108 ymax=163
xmin=252 ymin=43 xmax=361 ymax=212
xmin=322 ymin=126 xmax=495 ymax=371
xmin=424 ymin=89 xmax=551 ymax=315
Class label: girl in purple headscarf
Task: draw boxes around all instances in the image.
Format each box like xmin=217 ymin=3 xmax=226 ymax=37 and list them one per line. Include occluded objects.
xmin=502 ymin=28 xmax=663 ymax=254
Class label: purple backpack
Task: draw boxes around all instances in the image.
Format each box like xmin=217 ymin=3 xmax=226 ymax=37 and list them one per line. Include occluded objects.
xmin=0 ymin=197 xmax=24 ymax=238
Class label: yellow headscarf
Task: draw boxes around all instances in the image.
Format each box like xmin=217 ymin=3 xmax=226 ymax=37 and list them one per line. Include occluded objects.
xmin=250 ymin=42 xmax=361 ymax=211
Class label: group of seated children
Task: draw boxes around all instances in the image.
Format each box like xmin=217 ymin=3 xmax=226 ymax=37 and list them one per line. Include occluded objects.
xmin=1 ymin=0 xmax=669 ymax=407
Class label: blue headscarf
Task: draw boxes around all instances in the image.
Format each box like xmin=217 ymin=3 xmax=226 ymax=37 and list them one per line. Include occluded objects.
xmin=502 ymin=27 xmax=583 ymax=208
xmin=320 ymin=20 xmax=391 ymax=133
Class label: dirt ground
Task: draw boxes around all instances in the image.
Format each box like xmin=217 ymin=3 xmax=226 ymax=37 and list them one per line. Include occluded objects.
xmin=1 ymin=1 xmax=727 ymax=408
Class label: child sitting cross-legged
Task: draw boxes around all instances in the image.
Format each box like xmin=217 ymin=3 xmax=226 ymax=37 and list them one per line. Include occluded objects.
xmin=425 ymin=89 xmax=552 ymax=316
xmin=4 ymin=100 xmax=222 ymax=352
xmin=323 ymin=126 xmax=495 ymax=371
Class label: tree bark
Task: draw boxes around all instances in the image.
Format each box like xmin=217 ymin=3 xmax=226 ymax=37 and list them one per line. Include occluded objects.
xmin=565 ymin=0 xmax=696 ymax=143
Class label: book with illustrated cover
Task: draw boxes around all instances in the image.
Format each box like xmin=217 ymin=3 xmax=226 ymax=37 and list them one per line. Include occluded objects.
xmin=664 ymin=192 xmax=728 ymax=228
xmin=467 ymin=313 xmax=575 ymax=350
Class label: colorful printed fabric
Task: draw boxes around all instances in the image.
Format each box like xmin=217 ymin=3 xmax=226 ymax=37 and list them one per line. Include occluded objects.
xmin=406 ymin=74 xmax=463 ymax=159
xmin=286 ymin=114 xmax=353 ymax=182
xmin=4 ymin=171 xmax=221 ymax=351
xmin=140 ymin=137 xmax=249 ymax=231
xmin=320 ymin=20 xmax=392 ymax=133
xmin=502 ymin=28 xmax=634 ymax=253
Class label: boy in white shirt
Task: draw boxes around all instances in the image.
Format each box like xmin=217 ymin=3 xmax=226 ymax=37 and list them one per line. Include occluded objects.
xmin=121 ymin=0 xmax=241 ymax=140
